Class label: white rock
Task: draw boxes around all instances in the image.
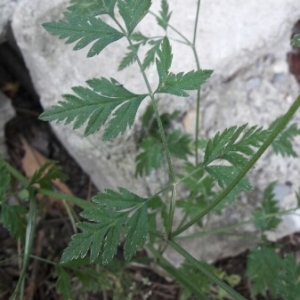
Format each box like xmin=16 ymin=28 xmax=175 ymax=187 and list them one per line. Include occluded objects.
xmin=0 ymin=92 xmax=15 ymax=158
xmin=0 ymin=0 xmax=17 ymax=42
xmin=11 ymin=0 xmax=300 ymax=265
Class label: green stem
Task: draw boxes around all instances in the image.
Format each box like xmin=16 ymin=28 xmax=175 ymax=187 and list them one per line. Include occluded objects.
xmin=147 ymin=244 xmax=210 ymax=300
xmin=176 ymin=208 xmax=297 ymax=240
xmin=192 ymin=0 xmax=202 ymax=165
xmin=173 ymin=95 xmax=300 ymax=237
xmin=4 ymin=161 xmax=93 ymax=209
xmin=168 ymin=240 xmax=246 ymax=300
xmin=10 ymin=190 xmax=37 ymax=300
xmin=113 ymin=16 xmax=177 ymax=238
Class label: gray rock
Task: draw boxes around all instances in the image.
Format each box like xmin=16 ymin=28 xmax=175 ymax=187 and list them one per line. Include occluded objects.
xmin=0 ymin=0 xmax=17 ymax=43
xmin=0 ymin=91 xmax=15 ymax=158
xmin=11 ymin=0 xmax=300 ymax=265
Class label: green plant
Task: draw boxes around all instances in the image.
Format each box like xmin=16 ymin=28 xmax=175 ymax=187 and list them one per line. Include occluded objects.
xmin=1 ymin=0 xmax=300 ymax=299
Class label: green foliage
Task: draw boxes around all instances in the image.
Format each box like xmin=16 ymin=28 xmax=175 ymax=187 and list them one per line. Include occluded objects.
xmin=42 ymin=15 xmax=124 ymax=57
xmin=296 ymin=188 xmax=300 ymax=208
xmin=39 ymin=78 xmax=147 ymax=139
xmin=270 ymin=118 xmax=300 ymax=157
xmin=0 ymin=159 xmax=10 ymax=202
xmin=118 ymin=0 xmax=152 ymax=34
xmin=156 ymin=0 xmax=172 ymax=30
xmin=247 ymin=246 xmax=300 ymax=299
xmin=55 ymin=266 xmax=72 ymax=300
xmin=278 ymin=255 xmax=300 ymax=300
xmin=253 ymin=182 xmax=281 ymax=231
xmin=247 ymin=245 xmax=282 ymax=297
xmin=205 ymin=165 xmax=252 ymax=206
xmin=0 ymin=204 xmax=27 ymax=241
xmin=66 ymin=0 xmax=117 ymax=17
xmin=291 ymin=34 xmax=300 ymax=47
xmin=61 ymin=188 xmax=148 ymax=264
xmin=179 ymin=260 xmax=240 ymax=300
xmin=203 ymin=124 xmax=269 ymax=167
xmin=29 ymin=161 xmax=68 ymax=189
xmin=143 ymin=39 xmax=164 ymax=70
xmin=136 ymin=130 xmax=191 ymax=176
xmin=156 ymin=37 xmax=212 ymax=97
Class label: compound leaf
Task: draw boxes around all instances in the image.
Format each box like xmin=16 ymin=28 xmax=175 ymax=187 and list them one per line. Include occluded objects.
xmin=168 ymin=130 xmax=192 ymax=159
xmin=135 ymin=137 xmax=163 ymax=177
xmin=0 ymin=159 xmax=10 ymax=202
xmin=247 ymin=246 xmax=282 ymax=297
xmin=55 ymin=266 xmax=72 ymax=300
xmin=29 ymin=161 xmax=68 ymax=190
xmin=253 ymin=182 xmax=281 ymax=231
xmin=42 ymin=15 xmax=124 ymax=57
xmin=278 ymin=255 xmax=300 ymax=300
xmin=66 ymin=0 xmax=117 ymax=17
xmin=0 ymin=204 xmax=27 ymax=240
xmin=156 ymin=0 xmax=172 ymax=30
xmin=270 ymin=119 xmax=300 ymax=157
xmin=204 ymin=124 xmax=269 ymax=167
xmin=142 ymin=39 xmax=163 ymax=70
xmin=291 ymin=34 xmax=300 ymax=47
xmin=118 ymin=44 xmax=140 ymax=71
xmin=39 ymin=77 xmax=147 ymax=140
xmin=156 ymin=37 xmax=173 ymax=80
xmin=118 ymin=0 xmax=152 ymax=35
xmin=61 ymin=188 xmax=148 ymax=264
xmin=205 ymin=165 xmax=252 ymax=207
xmin=156 ymin=37 xmax=212 ymax=97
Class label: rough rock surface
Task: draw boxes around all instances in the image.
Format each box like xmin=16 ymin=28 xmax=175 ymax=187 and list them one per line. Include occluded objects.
xmin=11 ymin=0 xmax=300 ymax=264
xmin=0 ymin=0 xmax=17 ymax=42
xmin=0 ymin=91 xmax=15 ymax=158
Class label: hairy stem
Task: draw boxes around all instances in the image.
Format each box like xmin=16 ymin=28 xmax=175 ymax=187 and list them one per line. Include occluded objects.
xmin=113 ymin=16 xmax=177 ymax=237
xmin=10 ymin=190 xmax=37 ymax=300
xmin=173 ymin=95 xmax=300 ymax=236
xmin=193 ymin=0 xmax=202 ymax=166
xmin=4 ymin=161 xmax=93 ymax=210
xmin=176 ymin=208 xmax=298 ymax=240
xmin=168 ymin=240 xmax=247 ymax=300
xmin=147 ymin=244 xmax=210 ymax=300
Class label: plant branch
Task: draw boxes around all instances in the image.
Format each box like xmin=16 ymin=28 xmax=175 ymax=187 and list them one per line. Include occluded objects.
xmin=147 ymin=244 xmax=210 ymax=300
xmin=172 ymin=95 xmax=300 ymax=236
xmin=168 ymin=240 xmax=247 ymax=300
xmin=4 ymin=161 xmax=93 ymax=210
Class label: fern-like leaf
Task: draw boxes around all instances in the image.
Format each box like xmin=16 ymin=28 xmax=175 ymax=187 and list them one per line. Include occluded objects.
xmin=270 ymin=119 xmax=300 ymax=157
xmin=0 ymin=159 xmax=10 ymax=202
xmin=118 ymin=44 xmax=140 ymax=71
xmin=135 ymin=137 xmax=163 ymax=177
xmin=204 ymin=124 xmax=269 ymax=167
xmin=247 ymin=246 xmax=282 ymax=297
xmin=168 ymin=130 xmax=192 ymax=159
xmin=142 ymin=39 xmax=163 ymax=70
xmin=66 ymin=0 xmax=117 ymax=17
xmin=55 ymin=266 xmax=72 ymax=300
xmin=29 ymin=161 xmax=68 ymax=190
xmin=279 ymin=255 xmax=300 ymax=300
xmin=0 ymin=204 xmax=27 ymax=240
xmin=205 ymin=165 xmax=252 ymax=208
xmin=156 ymin=0 xmax=172 ymax=30
xmin=42 ymin=15 xmax=124 ymax=57
xmin=61 ymin=188 xmax=148 ymax=264
xmin=118 ymin=0 xmax=152 ymax=35
xmin=253 ymin=182 xmax=281 ymax=231
xmin=291 ymin=34 xmax=300 ymax=47
xmin=39 ymin=77 xmax=147 ymax=140
xmin=156 ymin=37 xmax=212 ymax=97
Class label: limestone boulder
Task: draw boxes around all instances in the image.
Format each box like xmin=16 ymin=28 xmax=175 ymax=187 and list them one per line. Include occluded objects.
xmin=11 ymin=0 xmax=300 ymax=264
xmin=0 ymin=91 xmax=15 ymax=158
xmin=0 ymin=0 xmax=17 ymax=42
